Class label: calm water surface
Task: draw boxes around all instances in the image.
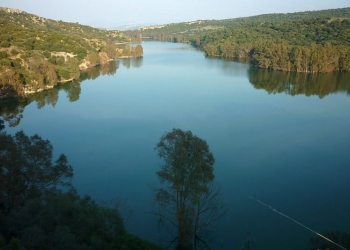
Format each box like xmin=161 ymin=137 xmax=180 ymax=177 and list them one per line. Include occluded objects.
xmin=4 ymin=42 xmax=350 ymax=250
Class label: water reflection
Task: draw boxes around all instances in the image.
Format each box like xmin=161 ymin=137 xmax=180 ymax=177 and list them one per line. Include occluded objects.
xmin=0 ymin=98 xmax=25 ymax=127
xmin=248 ymin=67 xmax=350 ymax=98
xmin=0 ymin=59 xmax=140 ymax=127
xmin=121 ymin=57 xmax=143 ymax=69
xmin=100 ymin=60 xmax=119 ymax=76
xmin=2 ymin=57 xmax=350 ymax=127
xmin=60 ymin=81 xmax=81 ymax=103
xmin=205 ymin=56 xmax=250 ymax=77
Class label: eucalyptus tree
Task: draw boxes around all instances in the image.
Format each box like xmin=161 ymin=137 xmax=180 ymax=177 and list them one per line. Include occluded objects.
xmin=154 ymin=128 xmax=225 ymax=250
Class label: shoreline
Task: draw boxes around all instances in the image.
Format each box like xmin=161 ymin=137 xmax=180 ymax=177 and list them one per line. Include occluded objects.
xmin=1 ymin=55 xmax=143 ymax=99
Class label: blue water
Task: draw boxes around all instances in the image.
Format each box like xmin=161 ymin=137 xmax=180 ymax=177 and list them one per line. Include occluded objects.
xmin=4 ymin=42 xmax=350 ymax=250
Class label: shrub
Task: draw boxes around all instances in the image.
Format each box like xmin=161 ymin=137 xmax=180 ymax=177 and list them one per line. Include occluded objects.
xmin=11 ymin=49 xmax=19 ymax=56
xmin=0 ymin=58 xmax=11 ymax=66
xmin=0 ymin=41 xmax=10 ymax=48
xmin=43 ymin=51 xmax=51 ymax=59
xmin=0 ymin=51 xmax=8 ymax=59
xmin=58 ymin=68 xmax=70 ymax=80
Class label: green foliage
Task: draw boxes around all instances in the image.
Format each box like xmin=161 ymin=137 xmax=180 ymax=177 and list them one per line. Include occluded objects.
xmin=57 ymin=68 xmax=70 ymax=80
xmin=249 ymin=42 xmax=350 ymax=73
xmin=0 ymin=51 xmax=8 ymax=59
xmin=0 ymin=8 xmax=127 ymax=43
xmin=0 ymin=130 xmax=73 ymax=213
xmin=56 ymin=56 xmax=65 ymax=66
xmin=10 ymin=49 xmax=19 ymax=56
xmin=10 ymin=59 xmax=22 ymax=70
xmin=121 ymin=45 xmax=131 ymax=57
xmin=19 ymin=51 xmax=31 ymax=59
xmin=0 ymin=66 xmax=25 ymax=97
xmin=0 ymin=41 xmax=10 ymax=48
xmin=133 ymin=7 xmax=350 ymax=42
xmin=64 ymin=57 xmax=80 ymax=80
xmin=42 ymin=51 xmax=51 ymax=59
xmin=133 ymin=7 xmax=350 ymax=73
xmin=154 ymin=128 xmax=215 ymax=249
xmin=0 ymin=58 xmax=10 ymax=66
xmin=0 ymin=8 xmax=134 ymax=97
xmin=198 ymin=15 xmax=350 ymax=72
xmin=1 ymin=191 xmax=125 ymax=249
xmin=134 ymin=45 xmax=143 ymax=58
xmin=87 ymin=51 xmax=99 ymax=66
xmin=102 ymin=42 xmax=118 ymax=59
xmin=0 ymin=126 xmax=161 ymax=249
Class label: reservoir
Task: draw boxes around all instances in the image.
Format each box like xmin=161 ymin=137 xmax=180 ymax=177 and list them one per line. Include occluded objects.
xmin=3 ymin=42 xmax=350 ymax=250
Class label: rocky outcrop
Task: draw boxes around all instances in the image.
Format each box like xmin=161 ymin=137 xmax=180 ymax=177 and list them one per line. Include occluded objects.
xmin=0 ymin=7 xmax=24 ymax=14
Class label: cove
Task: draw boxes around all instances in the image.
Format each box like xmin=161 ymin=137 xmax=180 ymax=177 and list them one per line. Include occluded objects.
xmin=2 ymin=42 xmax=350 ymax=250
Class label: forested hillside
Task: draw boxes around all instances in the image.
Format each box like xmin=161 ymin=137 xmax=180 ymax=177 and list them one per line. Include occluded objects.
xmin=0 ymin=7 xmax=143 ymax=98
xmin=131 ymin=7 xmax=350 ymax=73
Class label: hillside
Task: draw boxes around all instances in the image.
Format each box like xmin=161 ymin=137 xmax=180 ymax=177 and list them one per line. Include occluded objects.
xmin=129 ymin=7 xmax=350 ymax=73
xmin=0 ymin=7 xmax=143 ymax=98
xmin=129 ymin=8 xmax=350 ymax=42
xmin=0 ymin=7 xmax=126 ymax=42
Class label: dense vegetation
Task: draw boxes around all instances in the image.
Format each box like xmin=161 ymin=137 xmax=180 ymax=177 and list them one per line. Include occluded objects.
xmin=131 ymin=7 xmax=350 ymax=73
xmin=0 ymin=119 xmax=161 ymax=250
xmin=0 ymin=7 xmax=143 ymax=98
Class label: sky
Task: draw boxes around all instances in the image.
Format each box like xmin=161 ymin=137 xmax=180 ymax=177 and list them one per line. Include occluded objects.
xmin=1 ymin=0 xmax=349 ymax=28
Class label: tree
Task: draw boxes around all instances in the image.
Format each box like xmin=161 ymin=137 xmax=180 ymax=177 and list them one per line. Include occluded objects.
xmin=28 ymin=55 xmax=58 ymax=87
xmin=102 ymin=42 xmax=118 ymax=59
xmin=0 ymin=67 xmax=25 ymax=97
xmin=122 ymin=45 xmax=131 ymax=57
xmin=135 ymin=45 xmax=143 ymax=58
xmin=0 ymin=129 xmax=73 ymax=213
xmin=153 ymin=128 xmax=225 ymax=250
xmin=0 ymin=119 xmax=4 ymax=130
xmin=220 ymin=41 xmax=235 ymax=58
xmin=0 ymin=123 xmax=162 ymax=249
xmin=203 ymin=44 xmax=218 ymax=57
xmin=87 ymin=51 xmax=99 ymax=66
xmin=65 ymin=57 xmax=80 ymax=80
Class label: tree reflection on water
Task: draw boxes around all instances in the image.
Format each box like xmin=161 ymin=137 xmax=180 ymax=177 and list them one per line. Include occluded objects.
xmin=0 ymin=59 xmax=142 ymax=127
xmin=248 ymin=67 xmax=350 ymax=98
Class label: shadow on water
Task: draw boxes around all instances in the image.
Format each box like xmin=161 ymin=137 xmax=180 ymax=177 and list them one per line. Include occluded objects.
xmin=0 ymin=59 xmax=141 ymax=127
xmin=248 ymin=67 xmax=350 ymax=98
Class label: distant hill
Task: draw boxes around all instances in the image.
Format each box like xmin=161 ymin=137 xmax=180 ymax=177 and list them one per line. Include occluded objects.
xmin=113 ymin=23 xmax=152 ymax=31
xmin=134 ymin=7 xmax=350 ymax=40
xmin=127 ymin=7 xmax=350 ymax=73
xmin=0 ymin=7 xmax=143 ymax=98
xmin=0 ymin=7 xmax=126 ymax=41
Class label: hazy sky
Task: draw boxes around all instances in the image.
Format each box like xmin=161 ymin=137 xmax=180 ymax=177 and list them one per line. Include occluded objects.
xmin=1 ymin=0 xmax=349 ymax=27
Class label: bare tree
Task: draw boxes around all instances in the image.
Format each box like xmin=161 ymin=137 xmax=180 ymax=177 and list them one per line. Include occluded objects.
xmin=194 ymin=183 xmax=226 ymax=250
